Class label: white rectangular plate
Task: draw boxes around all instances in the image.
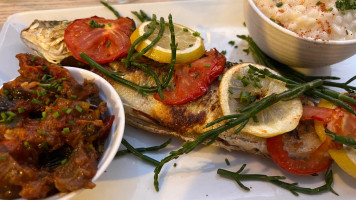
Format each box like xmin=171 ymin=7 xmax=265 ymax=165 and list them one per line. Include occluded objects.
xmin=1 ymin=0 xmax=356 ymax=199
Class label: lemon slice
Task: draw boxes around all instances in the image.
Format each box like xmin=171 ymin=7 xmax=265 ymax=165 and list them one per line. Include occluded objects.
xmin=130 ymin=21 xmax=205 ymax=64
xmin=219 ymin=63 xmax=303 ymax=138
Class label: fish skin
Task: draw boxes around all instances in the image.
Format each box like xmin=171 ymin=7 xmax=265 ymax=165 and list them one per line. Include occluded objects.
xmin=20 ymin=20 xmax=322 ymax=158
xmin=21 ymin=20 xmax=72 ymax=64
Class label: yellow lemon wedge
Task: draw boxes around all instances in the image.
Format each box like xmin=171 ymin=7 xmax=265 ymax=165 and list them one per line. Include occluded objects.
xmin=315 ymin=99 xmax=356 ymax=179
xmin=219 ymin=63 xmax=303 ymax=138
xmin=130 ymin=21 xmax=205 ymax=64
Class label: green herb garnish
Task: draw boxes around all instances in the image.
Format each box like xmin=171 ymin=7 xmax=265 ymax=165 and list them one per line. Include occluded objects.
xmin=217 ymin=164 xmax=338 ymax=196
xmin=89 ymin=20 xmax=105 ymax=29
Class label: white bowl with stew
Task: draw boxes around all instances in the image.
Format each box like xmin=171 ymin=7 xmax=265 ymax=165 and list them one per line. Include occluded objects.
xmin=243 ymin=0 xmax=356 ymax=68
xmin=46 ymin=67 xmax=125 ymax=200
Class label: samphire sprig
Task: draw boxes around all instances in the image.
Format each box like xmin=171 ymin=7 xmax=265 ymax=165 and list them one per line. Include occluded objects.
xmin=217 ymin=164 xmax=338 ymax=196
xmin=238 ymin=35 xmax=356 ymax=115
xmin=154 ymin=78 xmax=324 ymax=191
xmin=116 ymin=138 xmax=172 ymax=157
xmin=100 ymin=1 xmax=121 ymax=18
xmin=80 ymin=14 xmax=177 ymax=97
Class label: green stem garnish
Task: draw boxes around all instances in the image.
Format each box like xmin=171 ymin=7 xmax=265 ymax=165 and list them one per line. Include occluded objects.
xmin=116 ymin=138 xmax=172 ymax=157
xmin=217 ymin=164 xmax=338 ymax=196
xmin=100 ymin=1 xmax=121 ymax=18
xmin=131 ymin=61 xmax=164 ymax=99
xmin=121 ymin=138 xmax=160 ymax=166
xmin=80 ymin=52 xmax=157 ymax=95
xmin=162 ymin=14 xmax=177 ymax=89
xmin=132 ymin=10 xmax=152 ymax=22
xmin=123 ymin=15 xmax=158 ymax=68
xmin=239 ymin=36 xmax=356 ymax=115
xmin=154 ymin=79 xmax=323 ymax=191
xmin=325 ymin=127 xmax=356 ymax=148
xmin=129 ymin=17 xmax=166 ymax=62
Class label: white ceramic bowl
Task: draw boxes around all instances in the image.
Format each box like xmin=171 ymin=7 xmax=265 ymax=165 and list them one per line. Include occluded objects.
xmin=243 ymin=0 xmax=356 ymax=68
xmin=36 ymin=67 xmax=124 ymax=200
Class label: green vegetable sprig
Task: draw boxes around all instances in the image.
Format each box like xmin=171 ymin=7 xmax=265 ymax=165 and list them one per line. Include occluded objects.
xmin=154 ymin=78 xmax=324 ymax=191
xmin=100 ymin=1 xmax=121 ymax=18
xmin=132 ymin=10 xmax=152 ymax=22
xmin=80 ymin=14 xmax=177 ymax=97
xmin=325 ymin=128 xmax=356 ymax=148
xmin=116 ymin=138 xmax=172 ymax=157
xmin=217 ymin=164 xmax=338 ymax=196
xmin=238 ymin=35 xmax=356 ymax=115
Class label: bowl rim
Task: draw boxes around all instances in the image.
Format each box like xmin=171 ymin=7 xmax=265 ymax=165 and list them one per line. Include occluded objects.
xmin=246 ymin=0 xmax=356 ymax=45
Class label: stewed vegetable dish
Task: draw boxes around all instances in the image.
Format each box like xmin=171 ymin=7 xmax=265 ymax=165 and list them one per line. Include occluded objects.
xmin=0 ymin=54 xmax=114 ymax=199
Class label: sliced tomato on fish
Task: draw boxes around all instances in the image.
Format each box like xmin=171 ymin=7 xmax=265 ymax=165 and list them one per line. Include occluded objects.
xmin=64 ymin=16 xmax=135 ymax=64
xmin=154 ymin=48 xmax=226 ymax=105
xmin=266 ymin=133 xmax=332 ymax=175
xmin=314 ymin=99 xmax=356 ymax=178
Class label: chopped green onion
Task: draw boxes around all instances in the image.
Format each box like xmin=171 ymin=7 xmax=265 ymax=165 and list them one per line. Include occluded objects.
xmin=228 ymin=41 xmax=235 ymax=46
xmin=37 ymin=129 xmax=47 ymax=135
xmin=98 ymin=145 xmax=103 ymax=153
xmin=42 ymin=111 xmax=47 ymax=120
xmin=31 ymin=99 xmax=42 ymax=105
xmin=42 ymin=65 xmax=48 ymax=71
xmin=75 ymin=105 xmax=83 ymax=113
xmin=193 ymin=31 xmax=200 ymax=37
xmin=66 ymin=108 xmax=72 ymax=114
xmin=241 ymin=76 xmax=250 ymax=86
xmin=183 ymin=28 xmax=188 ymax=32
xmin=18 ymin=107 xmax=25 ymax=114
xmin=194 ymin=72 xmax=200 ymax=79
xmin=6 ymin=111 xmax=16 ymax=118
xmin=31 ymin=56 xmax=36 ymax=62
xmin=276 ymin=2 xmax=283 ymax=7
xmin=62 ymin=127 xmax=70 ymax=133
xmin=240 ymin=91 xmax=251 ymax=106
xmin=61 ymin=158 xmax=68 ymax=165
xmin=221 ymin=50 xmax=227 ymax=55
xmin=24 ymin=141 xmax=30 ymax=148
xmin=52 ymin=111 xmax=60 ymax=119
xmin=106 ymin=41 xmax=112 ymax=48
xmin=225 ymin=158 xmax=230 ymax=166
xmin=68 ymin=120 xmax=76 ymax=125
xmin=173 ymin=163 xmax=177 ymax=167
xmin=0 ymin=156 xmax=7 ymax=160
xmin=70 ymin=95 xmax=77 ymax=99
xmin=89 ymin=144 xmax=95 ymax=151
xmin=204 ymin=64 xmax=211 ymax=68
xmin=45 ymin=99 xmax=51 ymax=105
xmin=3 ymin=90 xmax=9 ymax=95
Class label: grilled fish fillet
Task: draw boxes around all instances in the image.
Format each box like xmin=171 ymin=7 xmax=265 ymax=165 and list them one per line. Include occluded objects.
xmin=20 ymin=20 xmax=322 ymax=158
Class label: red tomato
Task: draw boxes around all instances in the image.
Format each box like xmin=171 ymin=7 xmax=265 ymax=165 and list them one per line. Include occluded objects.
xmin=302 ymin=104 xmax=356 ymax=137
xmin=301 ymin=105 xmax=334 ymax=121
xmin=154 ymin=48 xmax=226 ymax=105
xmin=64 ymin=16 xmax=134 ymax=64
xmin=266 ymin=134 xmax=332 ymax=175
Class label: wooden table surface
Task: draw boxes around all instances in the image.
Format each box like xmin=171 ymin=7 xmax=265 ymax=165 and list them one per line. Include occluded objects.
xmin=0 ymin=0 xmax=189 ymax=28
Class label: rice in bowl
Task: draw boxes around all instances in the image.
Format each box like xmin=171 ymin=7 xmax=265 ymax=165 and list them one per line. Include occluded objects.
xmin=253 ymin=0 xmax=356 ymax=41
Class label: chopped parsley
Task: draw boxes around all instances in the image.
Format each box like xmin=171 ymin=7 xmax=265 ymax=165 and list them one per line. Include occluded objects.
xmin=336 ymin=0 xmax=356 ymax=10
xmin=89 ymin=20 xmax=105 ymax=28
xmin=276 ymin=2 xmax=283 ymax=7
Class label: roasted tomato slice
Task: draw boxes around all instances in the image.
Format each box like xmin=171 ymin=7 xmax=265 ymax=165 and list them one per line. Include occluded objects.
xmin=154 ymin=48 xmax=226 ymax=105
xmin=266 ymin=133 xmax=332 ymax=175
xmin=64 ymin=16 xmax=134 ymax=64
